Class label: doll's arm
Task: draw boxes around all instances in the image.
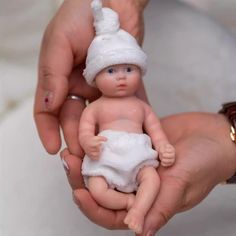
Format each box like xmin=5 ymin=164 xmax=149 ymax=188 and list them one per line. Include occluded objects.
xmin=79 ymin=105 xmax=107 ymax=159
xmin=143 ymin=104 xmax=175 ymax=166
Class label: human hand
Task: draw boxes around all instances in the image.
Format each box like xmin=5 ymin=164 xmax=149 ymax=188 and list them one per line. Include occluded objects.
xmin=60 ymin=148 xmax=128 ymax=229
xmin=158 ymin=143 xmax=175 ymax=167
xmin=83 ymin=135 xmax=107 ymax=160
xmin=34 ymin=0 xmax=146 ymax=156
xmin=138 ymin=112 xmax=236 ymax=236
xmin=65 ymin=112 xmax=236 ymax=235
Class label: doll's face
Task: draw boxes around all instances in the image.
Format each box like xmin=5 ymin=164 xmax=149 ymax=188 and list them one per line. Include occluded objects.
xmin=95 ymin=64 xmax=141 ymax=97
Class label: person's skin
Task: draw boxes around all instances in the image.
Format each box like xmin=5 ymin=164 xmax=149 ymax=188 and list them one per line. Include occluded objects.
xmin=61 ymin=112 xmax=236 ymax=236
xmin=34 ymin=0 xmax=149 ymax=156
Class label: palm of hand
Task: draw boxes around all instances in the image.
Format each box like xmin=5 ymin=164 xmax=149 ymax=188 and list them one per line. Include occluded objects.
xmin=62 ymin=112 xmax=236 ymax=235
xmin=141 ymin=112 xmax=236 ymax=235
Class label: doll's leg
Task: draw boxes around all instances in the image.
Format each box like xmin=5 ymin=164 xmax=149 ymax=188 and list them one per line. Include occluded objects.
xmin=124 ymin=166 xmax=160 ymax=234
xmin=87 ymin=176 xmax=135 ymax=210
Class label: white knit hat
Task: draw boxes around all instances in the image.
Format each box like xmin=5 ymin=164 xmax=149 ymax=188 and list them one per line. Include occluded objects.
xmin=83 ymin=0 xmax=147 ymax=86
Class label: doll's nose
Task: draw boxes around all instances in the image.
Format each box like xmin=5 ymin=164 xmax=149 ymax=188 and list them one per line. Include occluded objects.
xmin=116 ymin=71 xmax=126 ymax=80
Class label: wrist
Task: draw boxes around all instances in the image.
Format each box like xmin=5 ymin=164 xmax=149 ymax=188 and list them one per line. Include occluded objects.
xmin=219 ymin=116 xmax=236 ymax=183
xmin=153 ymin=140 xmax=169 ymax=151
xmin=187 ymin=113 xmax=236 ymax=183
xmin=218 ymin=102 xmax=236 ymax=182
xmin=221 ymin=115 xmax=236 ymax=171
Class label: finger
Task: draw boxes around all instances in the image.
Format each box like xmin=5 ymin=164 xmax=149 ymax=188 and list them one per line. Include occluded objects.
xmin=90 ymin=152 xmax=100 ymax=160
xmin=161 ymin=161 xmax=175 ymax=167
xmin=110 ymin=1 xmax=145 ymax=44
xmin=161 ymin=157 xmax=175 ymax=163
xmin=164 ymin=146 xmax=175 ymax=152
xmin=90 ymin=146 xmax=100 ymax=151
xmin=60 ymin=148 xmax=84 ymax=190
xmin=160 ymin=146 xmax=173 ymax=154
xmin=160 ymin=153 xmax=175 ymax=158
xmin=60 ymin=97 xmax=86 ymax=156
xmin=96 ymin=135 xmax=108 ymax=142
xmin=140 ymin=176 xmax=186 ymax=236
xmin=74 ymin=189 xmax=128 ymax=230
xmin=34 ymin=29 xmax=73 ymax=154
xmin=91 ymin=142 xmax=104 ymax=149
xmin=67 ymin=66 xmax=101 ymax=102
xmin=34 ymin=113 xmax=61 ymax=154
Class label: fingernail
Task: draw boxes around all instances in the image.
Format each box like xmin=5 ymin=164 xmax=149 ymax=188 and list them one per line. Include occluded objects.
xmin=44 ymin=91 xmax=53 ymax=110
xmin=73 ymin=192 xmax=81 ymax=209
xmin=61 ymin=157 xmax=70 ymax=175
xmin=146 ymin=230 xmax=155 ymax=236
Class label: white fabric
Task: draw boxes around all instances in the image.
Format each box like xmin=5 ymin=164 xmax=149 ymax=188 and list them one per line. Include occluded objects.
xmin=92 ymin=0 xmax=120 ymax=36
xmin=82 ymin=130 xmax=159 ymax=193
xmin=83 ymin=0 xmax=147 ymax=86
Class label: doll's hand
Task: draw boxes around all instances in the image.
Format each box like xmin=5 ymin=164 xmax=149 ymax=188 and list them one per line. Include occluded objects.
xmin=83 ymin=136 xmax=107 ymax=160
xmin=139 ymin=113 xmax=236 ymax=236
xmin=34 ymin=0 xmax=146 ymax=156
xmin=159 ymin=143 xmax=175 ymax=167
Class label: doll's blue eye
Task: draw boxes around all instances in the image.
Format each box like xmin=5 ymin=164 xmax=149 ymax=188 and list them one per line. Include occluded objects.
xmin=107 ymin=68 xmax=114 ymax=74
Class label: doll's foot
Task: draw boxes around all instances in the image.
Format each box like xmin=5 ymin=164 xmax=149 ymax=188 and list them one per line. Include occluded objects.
xmin=126 ymin=194 xmax=135 ymax=210
xmin=124 ymin=208 xmax=144 ymax=234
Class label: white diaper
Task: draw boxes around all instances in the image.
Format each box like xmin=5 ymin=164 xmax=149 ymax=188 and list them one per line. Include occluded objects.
xmin=82 ymin=130 xmax=159 ymax=193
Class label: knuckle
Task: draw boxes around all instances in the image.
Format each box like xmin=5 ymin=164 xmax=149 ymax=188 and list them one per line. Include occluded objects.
xmin=39 ymin=65 xmax=54 ymax=82
xmin=38 ymin=65 xmax=56 ymax=90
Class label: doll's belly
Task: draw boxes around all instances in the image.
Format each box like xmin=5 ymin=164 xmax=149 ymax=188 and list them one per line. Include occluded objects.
xmin=99 ymin=119 xmax=143 ymax=133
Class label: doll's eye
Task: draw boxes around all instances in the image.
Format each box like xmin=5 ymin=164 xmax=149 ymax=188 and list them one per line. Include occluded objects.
xmin=126 ymin=67 xmax=132 ymax=72
xmin=107 ymin=68 xmax=114 ymax=74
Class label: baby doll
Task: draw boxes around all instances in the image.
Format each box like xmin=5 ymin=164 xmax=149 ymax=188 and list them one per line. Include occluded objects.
xmin=79 ymin=0 xmax=175 ymax=234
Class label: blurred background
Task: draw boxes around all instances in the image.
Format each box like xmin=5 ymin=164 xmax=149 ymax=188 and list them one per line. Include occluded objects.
xmin=181 ymin=0 xmax=236 ymax=33
xmin=1 ymin=0 xmax=236 ymax=236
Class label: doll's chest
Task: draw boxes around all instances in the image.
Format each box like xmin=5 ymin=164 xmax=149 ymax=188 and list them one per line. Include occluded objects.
xmin=98 ymin=100 xmax=144 ymax=124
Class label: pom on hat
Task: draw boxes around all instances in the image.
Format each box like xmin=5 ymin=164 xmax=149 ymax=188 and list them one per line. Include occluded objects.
xmin=91 ymin=0 xmax=120 ymax=35
xmin=83 ymin=0 xmax=147 ymax=86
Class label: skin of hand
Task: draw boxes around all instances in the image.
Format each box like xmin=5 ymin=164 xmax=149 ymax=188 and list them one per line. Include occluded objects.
xmin=34 ymin=0 xmax=148 ymax=156
xmin=61 ymin=112 xmax=236 ymax=235
xmin=83 ymin=135 xmax=107 ymax=160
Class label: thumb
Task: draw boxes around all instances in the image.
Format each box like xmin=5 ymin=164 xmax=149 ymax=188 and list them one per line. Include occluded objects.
xmin=34 ymin=30 xmax=73 ymax=154
xmin=97 ymin=135 xmax=108 ymax=142
xmin=139 ymin=176 xmax=186 ymax=236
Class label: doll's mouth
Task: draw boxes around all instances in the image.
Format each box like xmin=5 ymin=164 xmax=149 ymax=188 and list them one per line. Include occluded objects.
xmin=117 ymin=84 xmax=126 ymax=88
